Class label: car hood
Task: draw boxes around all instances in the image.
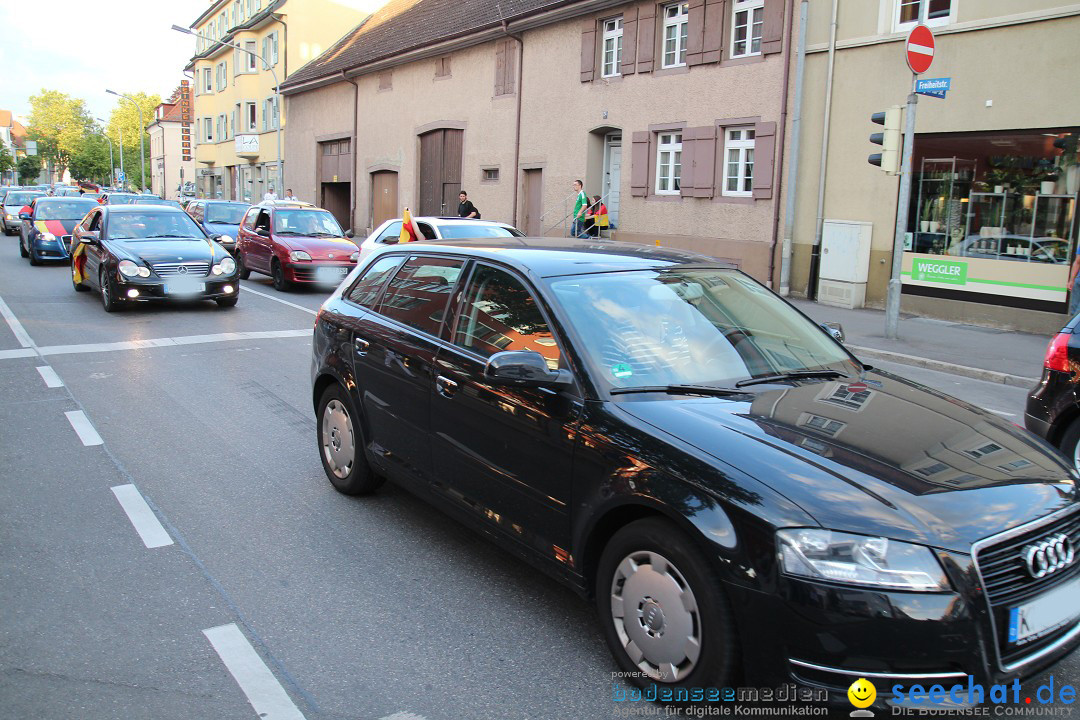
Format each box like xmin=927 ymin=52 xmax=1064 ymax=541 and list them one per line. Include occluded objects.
xmin=202 ymin=221 xmax=240 ymax=237
xmin=618 ymin=370 xmax=1077 ymax=552
xmin=276 ymin=235 xmax=357 ymax=260
xmin=110 ymin=237 xmax=225 ymax=264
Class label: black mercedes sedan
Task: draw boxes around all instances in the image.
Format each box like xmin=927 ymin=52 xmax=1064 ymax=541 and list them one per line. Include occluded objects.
xmin=71 ymin=204 xmax=240 ymax=311
xmin=311 ymin=239 xmax=1079 ymax=702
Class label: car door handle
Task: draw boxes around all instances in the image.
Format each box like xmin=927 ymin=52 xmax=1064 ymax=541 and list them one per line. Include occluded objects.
xmin=354 ymin=338 xmax=370 ymax=356
xmin=436 ymin=375 xmax=458 ymax=398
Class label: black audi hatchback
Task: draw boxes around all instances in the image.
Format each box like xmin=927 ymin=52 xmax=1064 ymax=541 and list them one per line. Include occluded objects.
xmin=311 ymin=239 xmax=1079 ymax=701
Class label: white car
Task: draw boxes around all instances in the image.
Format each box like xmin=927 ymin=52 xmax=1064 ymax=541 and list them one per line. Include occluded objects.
xmin=358 ymin=216 xmax=523 ymax=261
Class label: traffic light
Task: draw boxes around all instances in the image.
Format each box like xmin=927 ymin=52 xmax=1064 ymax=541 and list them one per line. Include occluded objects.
xmin=868 ymin=106 xmax=902 ymax=174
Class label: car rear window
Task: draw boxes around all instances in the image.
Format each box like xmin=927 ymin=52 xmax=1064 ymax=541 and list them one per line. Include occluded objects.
xmin=6 ymin=192 xmax=44 ymax=205
xmin=205 ymin=203 xmax=249 ymax=224
xmin=36 ymin=200 xmax=99 ymax=220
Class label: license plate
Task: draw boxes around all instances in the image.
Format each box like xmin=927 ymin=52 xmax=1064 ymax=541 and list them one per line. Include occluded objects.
xmin=316 ymin=266 xmax=349 ymax=282
xmin=1008 ymin=576 xmax=1080 ymax=645
xmin=164 ymin=279 xmax=206 ymax=295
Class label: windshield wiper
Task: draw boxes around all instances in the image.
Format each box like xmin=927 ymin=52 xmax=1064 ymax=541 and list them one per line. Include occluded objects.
xmin=142 ymin=234 xmax=196 ymax=239
xmin=610 ymin=384 xmax=747 ymax=397
xmin=735 ymin=370 xmax=850 ymax=388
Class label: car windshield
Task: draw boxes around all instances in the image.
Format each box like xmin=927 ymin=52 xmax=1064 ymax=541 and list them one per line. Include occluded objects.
xmin=206 ymin=203 xmax=249 ymax=224
xmin=437 ymin=225 xmax=524 ymax=239
xmin=108 ymin=211 xmax=206 ymax=240
xmin=273 ymin=209 xmax=343 ymax=236
xmin=548 ymin=268 xmax=857 ymax=390
xmin=6 ymin=192 xmax=44 ymax=206
xmin=35 ymin=200 xmax=98 ymax=220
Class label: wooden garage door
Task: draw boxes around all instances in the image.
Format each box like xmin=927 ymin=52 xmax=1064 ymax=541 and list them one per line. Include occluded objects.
xmin=418 ymin=128 xmax=463 ymax=216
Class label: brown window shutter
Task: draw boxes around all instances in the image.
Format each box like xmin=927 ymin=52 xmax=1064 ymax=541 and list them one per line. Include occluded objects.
xmin=680 ymin=129 xmax=696 ymax=197
xmin=692 ymin=126 xmax=717 ymax=197
xmin=505 ymin=40 xmax=517 ymax=94
xmin=630 ymin=131 xmax=651 ymax=197
xmin=761 ymin=0 xmax=785 ymax=55
xmin=686 ymin=0 xmax=706 ymax=66
xmin=580 ymin=18 xmax=597 ymax=82
xmin=636 ymin=2 xmax=656 ymax=73
xmin=495 ymin=40 xmax=506 ymax=94
xmin=702 ymin=0 xmax=726 ymax=63
xmin=621 ymin=7 xmax=639 ymax=76
xmin=752 ymin=121 xmax=777 ymax=199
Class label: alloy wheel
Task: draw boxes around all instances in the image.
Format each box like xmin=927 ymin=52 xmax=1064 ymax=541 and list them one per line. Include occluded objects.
xmin=610 ymin=550 xmax=702 ymax=683
xmin=321 ymin=399 xmax=355 ymax=479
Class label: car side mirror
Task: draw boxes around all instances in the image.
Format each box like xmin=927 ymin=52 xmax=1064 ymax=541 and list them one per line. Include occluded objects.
xmin=80 ymin=230 xmax=100 ymax=245
xmin=345 ymin=229 xmax=355 ymax=238
xmin=256 ymin=227 xmax=269 ymax=237
xmin=821 ymin=322 xmax=845 ymax=344
xmin=18 ymin=212 xmax=31 ymax=220
xmin=484 ymin=351 xmax=572 ymax=388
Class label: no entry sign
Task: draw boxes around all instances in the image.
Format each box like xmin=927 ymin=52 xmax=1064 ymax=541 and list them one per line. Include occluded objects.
xmin=906 ymin=25 xmax=935 ymax=74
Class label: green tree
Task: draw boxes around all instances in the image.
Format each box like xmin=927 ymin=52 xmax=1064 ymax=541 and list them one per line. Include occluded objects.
xmin=0 ymin=144 xmax=14 ymax=178
xmin=69 ymin=135 xmax=112 ymax=183
xmin=17 ymin=155 xmax=41 ymax=184
xmin=26 ymin=89 xmax=93 ymax=179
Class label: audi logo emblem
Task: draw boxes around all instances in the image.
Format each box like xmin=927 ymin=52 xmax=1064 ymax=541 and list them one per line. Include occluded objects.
xmin=1022 ymin=533 xmax=1076 ymax=579
xmin=177 ymin=265 xmax=188 ymax=274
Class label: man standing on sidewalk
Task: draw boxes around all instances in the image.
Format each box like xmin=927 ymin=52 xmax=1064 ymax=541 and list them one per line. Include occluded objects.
xmin=571 ymin=180 xmax=588 ymax=238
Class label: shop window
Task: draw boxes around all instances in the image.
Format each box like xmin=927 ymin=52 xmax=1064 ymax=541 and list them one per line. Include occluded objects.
xmin=601 ymin=17 xmax=623 ymax=77
xmin=655 ymin=132 xmax=682 ymax=194
xmin=661 ymin=3 xmax=689 ymax=69
xmin=895 ymin=0 xmax=953 ymax=32
xmin=731 ymin=0 xmax=763 ymax=58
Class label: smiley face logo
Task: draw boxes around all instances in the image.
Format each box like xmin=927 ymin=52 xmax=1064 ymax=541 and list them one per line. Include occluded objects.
xmin=848 ymin=677 xmax=876 ymax=709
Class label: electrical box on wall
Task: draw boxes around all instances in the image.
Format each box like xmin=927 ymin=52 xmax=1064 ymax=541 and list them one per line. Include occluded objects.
xmin=817 ymin=219 xmax=873 ymax=309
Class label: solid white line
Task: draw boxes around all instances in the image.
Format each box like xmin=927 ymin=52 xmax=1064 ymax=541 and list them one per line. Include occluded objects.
xmin=380 ymin=713 xmax=429 ymax=720
xmin=110 ymin=484 xmax=173 ymax=549
xmin=65 ymin=410 xmax=103 ymax=446
xmin=0 ymin=330 xmax=313 ymax=361
xmin=36 ymin=366 xmax=63 ymax=388
xmin=0 ymin=348 xmax=36 ymax=360
xmin=203 ymin=624 xmax=306 ymax=720
xmin=241 ymin=285 xmax=319 ymax=316
xmin=908 ymin=42 xmax=935 ymax=55
xmin=0 ymin=295 xmax=34 ymax=347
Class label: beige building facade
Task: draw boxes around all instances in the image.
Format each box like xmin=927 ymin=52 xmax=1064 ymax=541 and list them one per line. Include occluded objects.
xmin=786 ymin=1 xmax=1080 ymax=332
xmin=148 ymin=83 xmax=195 ymax=200
xmin=185 ymin=0 xmax=372 ymax=202
xmin=282 ymin=0 xmax=795 ymax=282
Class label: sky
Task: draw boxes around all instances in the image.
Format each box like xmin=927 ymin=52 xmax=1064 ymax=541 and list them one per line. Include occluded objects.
xmin=0 ymin=0 xmax=208 ymax=124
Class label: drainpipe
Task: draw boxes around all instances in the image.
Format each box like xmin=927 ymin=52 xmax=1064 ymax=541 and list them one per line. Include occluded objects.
xmin=779 ymin=0 xmax=808 ymax=296
xmin=342 ymin=70 xmax=360 ymax=233
xmin=768 ymin=0 xmax=796 ymax=291
xmin=807 ymin=0 xmax=839 ymax=300
xmin=502 ymin=19 xmax=523 ymax=227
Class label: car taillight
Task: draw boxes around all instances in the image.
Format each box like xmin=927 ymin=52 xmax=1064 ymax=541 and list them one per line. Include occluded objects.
xmin=1045 ymin=332 xmax=1072 ymax=373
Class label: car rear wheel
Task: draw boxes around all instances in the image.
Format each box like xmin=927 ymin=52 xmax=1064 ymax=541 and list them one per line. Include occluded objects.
xmin=100 ymin=267 xmax=121 ymax=312
xmin=272 ymin=259 xmax=289 ymax=291
xmin=317 ymin=384 xmax=383 ymax=495
xmin=1058 ymin=420 xmax=1080 ymax=475
xmin=596 ymin=517 xmax=737 ymax=690
xmin=236 ymin=252 xmax=251 ymax=279
xmin=19 ymin=237 xmax=28 ymax=258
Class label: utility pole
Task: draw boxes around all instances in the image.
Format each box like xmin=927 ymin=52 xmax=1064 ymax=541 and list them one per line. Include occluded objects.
xmin=885 ymin=83 xmax=918 ymax=339
xmin=96 ymin=118 xmax=114 ymax=188
xmin=106 ymin=89 xmax=146 ymax=192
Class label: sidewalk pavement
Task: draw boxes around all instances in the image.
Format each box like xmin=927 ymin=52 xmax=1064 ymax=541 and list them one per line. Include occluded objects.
xmin=789 ymin=299 xmax=1056 ymax=388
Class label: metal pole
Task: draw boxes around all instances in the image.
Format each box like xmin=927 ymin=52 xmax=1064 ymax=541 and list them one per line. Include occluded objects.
xmin=808 ymin=0 xmax=839 ymax=300
xmin=104 ymin=136 xmax=114 ymax=185
xmin=885 ymin=76 xmax=919 ymax=339
xmin=780 ymin=0 xmax=808 ymax=296
xmin=136 ymin=102 xmax=146 ymax=192
xmin=119 ymin=125 xmax=125 ymax=187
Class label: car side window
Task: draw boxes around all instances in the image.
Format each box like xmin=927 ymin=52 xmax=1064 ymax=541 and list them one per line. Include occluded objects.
xmin=241 ymin=207 xmax=259 ymax=229
xmin=416 ymin=222 xmax=437 ymax=240
xmin=345 ymin=255 xmax=406 ymax=308
xmin=374 ymin=222 xmax=403 ymax=244
xmin=255 ymin=210 xmax=271 ymax=231
xmin=453 ymin=264 xmax=562 ymax=370
xmin=377 ymin=255 xmax=465 ymax=336
xmin=88 ymin=211 xmax=102 ymax=232
xmin=192 ymin=203 xmax=204 ymax=222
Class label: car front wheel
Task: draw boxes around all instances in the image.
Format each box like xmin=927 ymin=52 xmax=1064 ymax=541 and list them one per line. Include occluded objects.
xmin=317 ymin=384 xmax=384 ymax=495
xmin=100 ymin=267 xmax=121 ymax=312
xmin=19 ymin=237 xmax=28 ymax=258
xmin=272 ymin=259 xmax=289 ymax=291
xmin=596 ymin=517 xmax=738 ymax=690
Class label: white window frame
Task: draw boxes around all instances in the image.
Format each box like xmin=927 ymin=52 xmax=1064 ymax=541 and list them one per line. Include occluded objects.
xmin=601 ymin=17 xmax=623 ymax=78
xmin=894 ymin=0 xmax=955 ymax=32
xmin=661 ymin=3 xmax=690 ymax=69
xmin=244 ymin=40 xmax=258 ymax=72
xmin=723 ymin=127 xmax=755 ymax=197
xmin=203 ymin=117 xmax=214 ymax=143
xmin=263 ymin=31 xmax=279 ymax=67
xmin=655 ymin=132 xmax=683 ymax=195
xmin=216 ymin=61 xmax=227 ymax=91
xmin=202 ymin=67 xmax=213 ymax=94
xmin=730 ymin=0 xmax=764 ymax=58
xmin=244 ymin=101 xmax=258 ymax=132
xmin=263 ymin=96 xmax=278 ymax=131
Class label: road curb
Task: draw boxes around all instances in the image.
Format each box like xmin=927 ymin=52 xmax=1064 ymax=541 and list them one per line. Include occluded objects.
xmin=848 ymin=345 xmax=1039 ymax=389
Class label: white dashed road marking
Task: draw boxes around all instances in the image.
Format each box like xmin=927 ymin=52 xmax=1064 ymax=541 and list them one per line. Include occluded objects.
xmin=35 ymin=365 xmax=63 ymax=388
xmin=0 ymin=330 xmax=311 ymax=361
xmin=110 ymin=484 xmax=174 ymax=549
xmin=241 ymin=285 xmax=319 ymax=316
xmin=65 ymin=410 xmax=103 ymax=446
xmin=203 ymin=623 xmax=307 ymax=720
xmin=0 ymin=295 xmax=35 ymax=347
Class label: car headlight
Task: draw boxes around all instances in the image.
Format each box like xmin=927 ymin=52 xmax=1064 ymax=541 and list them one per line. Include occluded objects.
xmin=218 ymin=257 xmax=236 ymax=274
xmin=5 ymin=214 xmax=13 ymax=221
xmin=220 ymin=234 xmax=234 ymax=244
xmin=350 ymin=251 xmax=359 ymax=262
xmin=41 ymin=232 xmax=56 ymax=242
xmin=777 ymin=529 xmax=948 ymax=591
xmin=289 ymin=250 xmax=312 ymax=262
xmin=118 ymin=260 xmax=140 ymax=277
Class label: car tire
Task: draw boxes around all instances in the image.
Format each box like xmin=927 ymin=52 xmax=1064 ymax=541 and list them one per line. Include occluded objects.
xmin=19 ymin=237 xmax=28 ymax=258
xmin=596 ymin=517 xmax=738 ymax=692
xmin=317 ymin=384 xmax=384 ymax=495
xmin=236 ymin=252 xmax=251 ymax=280
xmin=271 ymin=259 xmax=289 ymax=291
xmin=215 ymin=296 xmax=239 ymax=308
xmin=100 ymin=267 xmax=121 ymax=312
xmin=1058 ymin=419 xmax=1080 ymax=475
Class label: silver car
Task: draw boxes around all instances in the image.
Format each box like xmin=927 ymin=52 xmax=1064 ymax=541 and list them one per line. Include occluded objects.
xmin=3 ymin=191 xmax=46 ymax=235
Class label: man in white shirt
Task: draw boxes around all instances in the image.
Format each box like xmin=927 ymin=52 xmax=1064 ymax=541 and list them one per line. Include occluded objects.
xmin=284 ymin=188 xmax=296 ymax=201
xmin=263 ymin=185 xmax=277 ymax=202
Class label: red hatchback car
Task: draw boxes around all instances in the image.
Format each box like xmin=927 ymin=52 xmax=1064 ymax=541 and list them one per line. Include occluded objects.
xmin=235 ymin=201 xmax=359 ymax=290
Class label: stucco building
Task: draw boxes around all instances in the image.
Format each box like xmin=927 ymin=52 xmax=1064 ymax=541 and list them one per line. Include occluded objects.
xmin=785 ymin=0 xmax=1080 ymax=332
xmin=281 ymin=0 xmax=794 ymax=282
xmin=148 ymin=83 xmax=195 ymax=200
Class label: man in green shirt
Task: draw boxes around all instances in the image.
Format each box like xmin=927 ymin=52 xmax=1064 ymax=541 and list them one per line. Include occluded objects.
xmin=571 ymin=179 xmax=588 ymax=238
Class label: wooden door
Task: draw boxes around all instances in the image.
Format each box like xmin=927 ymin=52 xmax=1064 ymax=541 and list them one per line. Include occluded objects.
xmin=523 ymin=168 xmax=543 ymax=236
xmin=371 ymin=171 xmax=398 ymax=229
xmin=418 ymin=128 xmax=463 ymax=216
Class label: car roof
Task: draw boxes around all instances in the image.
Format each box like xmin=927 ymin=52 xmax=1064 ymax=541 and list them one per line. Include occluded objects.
xmin=256 ymin=200 xmax=317 ymax=209
xmin=378 ymin=238 xmax=731 ymax=278
xmin=201 ymin=199 xmax=250 ymax=204
xmin=382 ymin=216 xmax=515 ymax=229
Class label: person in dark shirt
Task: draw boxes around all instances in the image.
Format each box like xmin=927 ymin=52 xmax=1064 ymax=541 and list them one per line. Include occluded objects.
xmin=457 ymin=191 xmax=479 ymax=218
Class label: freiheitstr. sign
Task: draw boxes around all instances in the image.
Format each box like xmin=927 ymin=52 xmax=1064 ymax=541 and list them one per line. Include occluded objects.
xmin=912 ymin=258 xmax=968 ymax=285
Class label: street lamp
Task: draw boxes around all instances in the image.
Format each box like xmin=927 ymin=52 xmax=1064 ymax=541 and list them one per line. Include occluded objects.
xmin=95 ymin=118 xmax=114 ymax=187
xmin=106 ymin=90 xmax=146 ymax=192
xmin=171 ymin=24 xmax=283 ymax=197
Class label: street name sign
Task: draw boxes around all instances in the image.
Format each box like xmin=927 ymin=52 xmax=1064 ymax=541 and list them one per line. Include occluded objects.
xmin=916 ymin=77 xmax=951 ymax=99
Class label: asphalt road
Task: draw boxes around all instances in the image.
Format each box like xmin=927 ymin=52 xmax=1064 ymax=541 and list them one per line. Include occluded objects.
xmin=0 ymin=237 xmax=1075 ymax=719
